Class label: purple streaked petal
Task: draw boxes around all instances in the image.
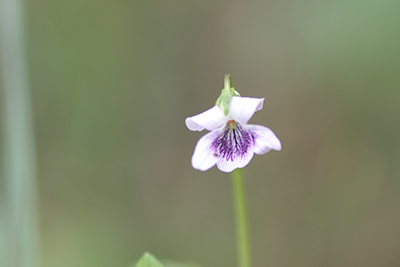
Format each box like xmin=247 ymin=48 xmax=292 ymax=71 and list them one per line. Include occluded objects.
xmin=217 ymin=150 xmax=254 ymax=173
xmin=185 ymin=106 xmax=226 ymax=132
xmin=228 ymin=97 xmax=264 ymax=124
xmin=211 ymin=122 xmax=254 ymax=173
xmin=191 ymin=130 xmax=220 ymax=171
xmin=246 ymin=124 xmax=281 ymax=154
xmin=211 ymin=122 xmax=253 ymax=161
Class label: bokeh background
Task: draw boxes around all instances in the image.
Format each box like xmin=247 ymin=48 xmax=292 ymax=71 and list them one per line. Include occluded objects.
xmin=1 ymin=0 xmax=400 ymax=266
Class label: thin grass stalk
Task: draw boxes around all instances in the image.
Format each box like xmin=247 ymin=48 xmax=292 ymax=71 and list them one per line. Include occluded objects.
xmin=0 ymin=0 xmax=41 ymax=266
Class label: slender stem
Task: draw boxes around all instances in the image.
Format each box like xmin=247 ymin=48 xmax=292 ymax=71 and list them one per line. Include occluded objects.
xmin=0 ymin=0 xmax=41 ymax=266
xmin=231 ymin=168 xmax=251 ymax=267
xmin=224 ymin=74 xmax=232 ymax=90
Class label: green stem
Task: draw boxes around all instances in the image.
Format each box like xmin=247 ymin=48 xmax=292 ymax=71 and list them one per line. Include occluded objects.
xmin=231 ymin=168 xmax=251 ymax=267
xmin=224 ymin=74 xmax=233 ymax=91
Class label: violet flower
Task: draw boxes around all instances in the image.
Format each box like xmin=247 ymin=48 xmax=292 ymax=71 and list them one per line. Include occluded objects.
xmin=186 ymin=91 xmax=281 ymax=173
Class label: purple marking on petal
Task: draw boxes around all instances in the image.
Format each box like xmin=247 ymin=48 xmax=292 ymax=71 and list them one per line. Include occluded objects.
xmin=211 ymin=121 xmax=253 ymax=162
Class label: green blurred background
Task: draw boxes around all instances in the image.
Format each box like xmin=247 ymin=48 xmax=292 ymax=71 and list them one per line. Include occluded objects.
xmin=2 ymin=0 xmax=400 ymax=266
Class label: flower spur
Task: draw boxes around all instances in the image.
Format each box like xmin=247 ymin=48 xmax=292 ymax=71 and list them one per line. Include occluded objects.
xmin=185 ymin=75 xmax=281 ymax=173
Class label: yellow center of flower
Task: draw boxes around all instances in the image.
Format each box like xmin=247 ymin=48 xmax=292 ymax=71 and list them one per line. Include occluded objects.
xmin=228 ymin=120 xmax=236 ymax=129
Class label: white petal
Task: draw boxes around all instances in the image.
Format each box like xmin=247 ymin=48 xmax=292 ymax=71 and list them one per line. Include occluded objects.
xmin=191 ymin=130 xmax=220 ymax=171
xmin=185 ymin=106 xmax=226 ymax=131
xmin=228 ymin=97 xmax=264 ymax=124
xmin=246 ymin=124 xmax=281 ymax=154
xmin=217 ymin=150 xmax=254 ymax=173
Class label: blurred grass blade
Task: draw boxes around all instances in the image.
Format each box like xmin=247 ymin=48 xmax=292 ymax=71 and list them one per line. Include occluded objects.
xmin=0 ymin=0 xmax=41 ymax=266
xmin=162 ymin=260 xmax=203 ymax=267
xmin=135 ymin=252 xmax=165 ymax=267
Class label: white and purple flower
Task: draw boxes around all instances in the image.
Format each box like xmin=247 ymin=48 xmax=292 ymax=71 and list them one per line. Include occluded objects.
xmin=186 ymin=96 xmax=281 ymax=173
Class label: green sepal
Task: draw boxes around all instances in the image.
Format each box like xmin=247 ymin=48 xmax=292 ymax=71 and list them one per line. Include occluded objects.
xmin=215 ymin=74 xmax=240 ymax=115
xmin=135 ymin=252 xmax=165 ymax=267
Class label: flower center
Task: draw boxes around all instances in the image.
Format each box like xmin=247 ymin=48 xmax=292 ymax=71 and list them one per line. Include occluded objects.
xmin=211 ymin=121 xmax=253 ymax=161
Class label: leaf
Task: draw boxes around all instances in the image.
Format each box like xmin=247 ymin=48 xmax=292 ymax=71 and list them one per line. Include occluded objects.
xmin=135 ymin=252 xmax=165 ymax=267
xmin=162 ymin=260 xmax=202 ymax=267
